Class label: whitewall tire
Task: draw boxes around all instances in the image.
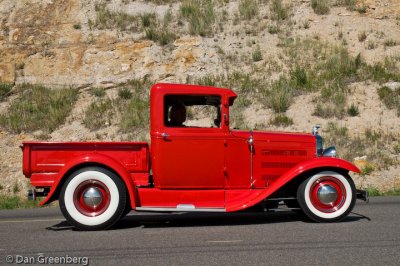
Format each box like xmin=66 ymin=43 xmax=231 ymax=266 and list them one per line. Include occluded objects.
xmin=297 ymin=171 xmax=356 ymax=222
xmin=60 ymin=167 xmax=127 ymax=230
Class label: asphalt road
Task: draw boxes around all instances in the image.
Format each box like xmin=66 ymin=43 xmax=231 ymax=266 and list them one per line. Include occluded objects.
xmin=0 ymin=197 xmax=399 ymax=266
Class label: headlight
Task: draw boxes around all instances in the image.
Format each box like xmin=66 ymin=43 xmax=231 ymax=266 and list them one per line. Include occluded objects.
xmin=322 ymin=146 xmax=337 ymax=157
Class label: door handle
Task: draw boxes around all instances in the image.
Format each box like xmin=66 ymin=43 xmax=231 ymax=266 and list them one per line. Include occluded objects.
xmin=161 ymin=133 xmax=170 ymax=140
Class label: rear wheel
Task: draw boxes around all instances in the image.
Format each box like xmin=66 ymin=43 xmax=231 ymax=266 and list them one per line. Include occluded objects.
xmin=59 ymin=167 xmax=127 ymax=230
xmin=297 ymin=171 xmax=356 ymax=222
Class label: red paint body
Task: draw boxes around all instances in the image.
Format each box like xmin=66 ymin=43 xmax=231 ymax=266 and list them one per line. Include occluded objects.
xmin=22 ymin=83 xmax=360 ymax=212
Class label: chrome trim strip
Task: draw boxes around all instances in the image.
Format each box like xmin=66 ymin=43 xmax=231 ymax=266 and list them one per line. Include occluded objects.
xmin=248 ymin=130 xmax=255 ymax=188
xmin=36 ymin=164 xmax=65 ymax=167
xmin=135 ymin=207 xmax=226 ymax=212
xmin=176 ymin=204 xmax=195 ymax=209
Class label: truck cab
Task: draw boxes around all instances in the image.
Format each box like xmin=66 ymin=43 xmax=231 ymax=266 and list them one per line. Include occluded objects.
xmin=22 ymin=83 xmax=367 ymax=230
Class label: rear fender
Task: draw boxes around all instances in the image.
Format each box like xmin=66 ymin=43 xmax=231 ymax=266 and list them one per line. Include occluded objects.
xmin=226 ymin=157 xmax=360 ymax=212
xmin=39 ymin=154 xmax=138 ymax=209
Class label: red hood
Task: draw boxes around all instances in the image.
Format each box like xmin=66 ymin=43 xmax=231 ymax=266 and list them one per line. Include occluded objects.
xmin=230 ymin=130 xmax=315 ymax=143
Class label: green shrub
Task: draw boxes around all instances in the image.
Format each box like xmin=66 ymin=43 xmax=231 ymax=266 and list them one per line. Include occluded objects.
xmin=384 ymin=39 xmax=398 ymax=48
xmin=347 ymin=103 xmax=359 ymax=116
xmin=90 ymin=87 xmax=106 ymax=98
xmin=0 ymin=195 xmax=40 ymax=209
xmin=366 ymin=186 xmax=381 ymax=196
xmin=252 ymin=45 xmax=262 ymax=62
xmin=303 ymin=20 xmax=310 ymax=29
xmin=145 ymin=27 xmax=176 ymax=45
xmin=356 ymin=5 xmax=367 ymax=13
xmin=313 ymin=103 xmax=345 ymax=118
xmin=196 ymin=75 xmax=217 ymax=87
xmin=334 ymin=0 xmax=356 ymax=10
xmin=145 ymin=0 xmax=177 ymax=4
xmin=270 ymin=0 xmax=289 ymax=21
xmin=12 ymin=183 xmax=20 ymax=194
xmin=311 ymin=0 xmax=330 ymax=15
xmin=16 ymin=62 xmax=25 ymax=70
xmin=94 ymin=4 xmax=138 ymax=31
xmin=268 ymin=24 xmax=279 ymax=34
xmin=319 ymin=46 xmax=359 ymax=82
xmin=367 ymin=41 xmax=377 ymax=50
xmin=365 ymin=129 xmax=382 ymax=142
xmin=358 ymin=31 xmax=367 ymax=42
xmin=118 ymin=79 xmax=151 ymax=133
xmin=83 ymin=98 xmax=114 ymax=130
xmin=394 ymin=142 xmax=400 ymax=154
xmin=144 ymin=11 xmax=176 ymax=45
xmin=269 ymin=115 xmax=293 ymax=127
xmin=377 ymin=86 xmax=400 ymax=115
xmin=290 ymin=66 xmax=308 ymax=88
xmin=366 ymin=61 xmax=400 ymax=82
xmin=361 ymin=163 xmax=375 ymax=175
xmin=266 ymin=77 xmax=293 ymax=113
xmin=140 ymin=13 xmax=157 ymax=28
xmin=239 ymin=0 xmax=258 ymax=20
xmin=365 ymin=187 xmax=400 ymax=196
xmin=118 ymin=88 xmax=133 ymax=99
xmin=0 ymin=82 xmax=13 ymax=100
xmin=0 ymin=84 xmax=78 ymax=133
xmin=119 ymin=97 xmax=149 ymax=132
xmin=180 ymin=0 xmax=215 ymax=36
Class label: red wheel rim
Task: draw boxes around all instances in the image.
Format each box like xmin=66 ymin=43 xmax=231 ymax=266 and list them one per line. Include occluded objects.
xmin=309 ymin=176 xmax=346 ymax=213
xmin=73 ymin=180 xmax=111 ymax=217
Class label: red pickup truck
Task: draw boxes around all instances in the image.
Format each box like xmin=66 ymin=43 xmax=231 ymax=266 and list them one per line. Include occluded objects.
xmin=22 ymin=83 xmax=367 ymax=230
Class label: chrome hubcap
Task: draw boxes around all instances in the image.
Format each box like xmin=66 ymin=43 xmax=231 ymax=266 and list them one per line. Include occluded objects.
xmin=317 ymin=185 xmax=338 ymax=205
xmin=83 ymin=187 xmax=103 ymax=207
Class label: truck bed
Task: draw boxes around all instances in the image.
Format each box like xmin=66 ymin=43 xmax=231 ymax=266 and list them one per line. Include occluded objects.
xmin=22 ymin=141 xmax=149 ymax=188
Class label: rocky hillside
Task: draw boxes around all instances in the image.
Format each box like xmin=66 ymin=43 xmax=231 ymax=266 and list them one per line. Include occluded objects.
xmin=0 ymin=0 xmax=399 ymax=199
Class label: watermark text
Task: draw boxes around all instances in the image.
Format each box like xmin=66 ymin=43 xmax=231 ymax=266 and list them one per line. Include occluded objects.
xmin=6 ymin=254 xmax=89 ymax=265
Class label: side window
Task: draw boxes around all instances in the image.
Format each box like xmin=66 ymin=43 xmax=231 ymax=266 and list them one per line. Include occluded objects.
xmin=164 ymin=95 xmax=221 ymax=128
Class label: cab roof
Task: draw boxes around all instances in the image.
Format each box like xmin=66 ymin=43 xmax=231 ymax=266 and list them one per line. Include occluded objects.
xmin=150 ymin=83 xmax=238 ymax=98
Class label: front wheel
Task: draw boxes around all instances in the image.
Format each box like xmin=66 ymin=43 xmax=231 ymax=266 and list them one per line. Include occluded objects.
xmin=59 ymin=167 xmax=127 ymax=230
xmin=297 ymin=171 xmax=356 ymax=222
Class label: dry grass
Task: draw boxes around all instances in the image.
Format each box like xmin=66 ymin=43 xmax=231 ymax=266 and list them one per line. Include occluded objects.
xmin=311 ymin=0 xmax=330 ymax=15
xmin=269 ymin=114 xmax=293 ymax=127
xmin=378 ymin=86 xmax=400 ymax=116
xmin=144 ymin=10 xmax=176 ymax=45
xmin=324 ymin=123 xmax=399 ymax=174
xmin=180 ymin=0 xmax=216 ymax=36
xmin=0 ymin=84 xmax=78 ymax=134
xmin=0 ymin=195 xmax=40 ymax=209
xmin=83 ymin=98 xmax=114 ymax=131
xmin=92 ymin=3 xmax=138 ymax=31
xmin=83 ymin=79 xmax=151 ymax=135
xmin=239 ymin=0 xmax=258 ymax=20
xmin=270 ymin=0 xmax=290 ymax=21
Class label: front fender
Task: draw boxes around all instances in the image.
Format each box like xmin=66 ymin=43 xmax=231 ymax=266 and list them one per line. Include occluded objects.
xmin=39 ymin=153 xmax=137 ymax=209
xmin=226 ymin=157 xmax=360 ymax=212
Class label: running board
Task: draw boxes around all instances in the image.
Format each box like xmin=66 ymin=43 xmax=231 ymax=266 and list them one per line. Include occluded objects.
xmin=266 ymin=197 xmax=297 ymax=201
xmin=136 ymin=206 xmax=226 ymax=212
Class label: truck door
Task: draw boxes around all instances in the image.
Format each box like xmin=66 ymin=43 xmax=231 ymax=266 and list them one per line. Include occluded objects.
xmin=151 ymin=95 xmax=225 ymax=189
